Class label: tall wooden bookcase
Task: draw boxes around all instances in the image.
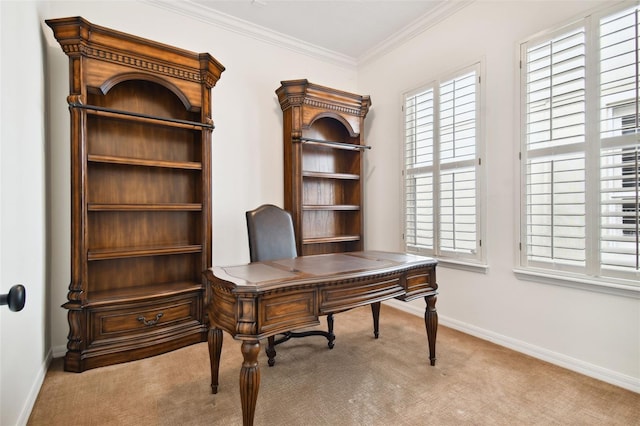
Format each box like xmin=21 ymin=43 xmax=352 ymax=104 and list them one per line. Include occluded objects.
xmin=276 ymin=80 xmax=371 ymax=256
xmin=46 ymin=17 xmax=224 ymax=372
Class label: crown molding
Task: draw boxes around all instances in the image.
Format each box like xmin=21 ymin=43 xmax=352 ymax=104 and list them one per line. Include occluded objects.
xmin=141 ymin=0 xmax=473 ymax=70
xmin=140 ymin=0 xmax=357 ymax=69
xmin=357 ymin=0 xmax=475 ymax=67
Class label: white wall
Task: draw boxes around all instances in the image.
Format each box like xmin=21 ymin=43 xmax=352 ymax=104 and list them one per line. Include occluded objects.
xmin=359 ymin=0 xmax=640 ymax=392
xmin=0 ymin=2 xmax=48 ymax=425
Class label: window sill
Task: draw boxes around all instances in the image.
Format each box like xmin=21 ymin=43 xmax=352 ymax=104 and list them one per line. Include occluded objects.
xmin=406 ymin=248 xmax=489 ymax=273
xmin=513 ymin=268 xmax=640 ymax=299
xmin=437 ymin=258 xmax=489 ymax=274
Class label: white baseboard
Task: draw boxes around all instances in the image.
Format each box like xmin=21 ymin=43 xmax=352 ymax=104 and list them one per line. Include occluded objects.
xmin=384 ymin=300 xmax=640 ymax=394
xmin=17 ymin=348 xmax=53 ymax=426
xmin=52 ymin=344 xmax=67 ymax=359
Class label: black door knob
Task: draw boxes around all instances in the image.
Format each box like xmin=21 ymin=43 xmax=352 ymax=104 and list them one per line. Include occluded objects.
xmin=0 ymin=284 xmax=26 ymax=312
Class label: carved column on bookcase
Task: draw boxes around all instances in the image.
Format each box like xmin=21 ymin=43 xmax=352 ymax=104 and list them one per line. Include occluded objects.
xmin=284 ymin=91 xmax=305 ymax=254
xmin=278 ymin=88 xmax=305 ymax=220
xmin=288 ymin=129 xmax=303 ymax=255
xmin=202 ymin=120 xmax=214 ymax=312
xmin=65 ymin=89 xmax=87 ymax=371
xmin=199 ymin=57 xmax=218 ymax=314
xmin=63 ymin=305 xmax=83 ymax=371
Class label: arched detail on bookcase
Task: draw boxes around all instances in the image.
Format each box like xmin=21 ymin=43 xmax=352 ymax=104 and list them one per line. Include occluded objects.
xmin=307 ymin=112 xmax=359 ymax=137
xmin=98 ymin=72 xmax=194 ymax=111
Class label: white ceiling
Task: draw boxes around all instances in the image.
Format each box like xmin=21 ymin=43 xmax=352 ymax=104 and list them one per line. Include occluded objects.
xmin=152 ymin=0 xmax=471 ymax=65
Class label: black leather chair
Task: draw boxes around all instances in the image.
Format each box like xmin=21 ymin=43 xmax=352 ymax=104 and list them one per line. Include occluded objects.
xmin=246 ymin=204 xmax=335 ymax=366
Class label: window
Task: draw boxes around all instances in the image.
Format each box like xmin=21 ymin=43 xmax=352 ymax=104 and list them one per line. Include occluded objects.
xmin=404 ymin=63 xmax=484 ymax=265
xmin=520 ymin=3 xmax=640 ymax=286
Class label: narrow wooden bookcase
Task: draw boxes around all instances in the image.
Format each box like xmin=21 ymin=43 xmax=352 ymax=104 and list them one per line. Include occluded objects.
xmin=276 ymin=80 xmax=371 ymax=255
xmin=46 ymin=17 xmax=224 ymax=372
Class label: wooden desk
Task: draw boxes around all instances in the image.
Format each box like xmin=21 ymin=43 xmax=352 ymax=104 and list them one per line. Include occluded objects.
xmin=204 ymin=251 xmax=438 ymax=426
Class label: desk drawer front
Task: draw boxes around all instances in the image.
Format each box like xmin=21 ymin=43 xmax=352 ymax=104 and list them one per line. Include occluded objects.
xmin=321 ymin=276 xmax=404 ymax=313
xmin=401 ymin=267 xmax=436 ymax=300
xmin=259 ymin=290 xmax=318 ymax=335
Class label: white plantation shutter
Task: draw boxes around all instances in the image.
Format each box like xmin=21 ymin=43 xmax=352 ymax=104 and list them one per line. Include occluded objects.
xmin=599 ymin=8 xmax=639 ymax=138
xmin=440 ymin=167 xmax=477 ymax=253
xmin=524 ymin=27 xmax=587 ymax=269
xmin=525 ymin=154 xmax=586 ymax=266
xmin=601 ymin=146 xmax=639 ymax=273
xmin=599 ymin=7 xmax=640 ymax=276
xmin=439 ymin=72 xmax=478 ymax=255
xmin=405 ymin=88 xmax=434 ymax=250
xmin=521 ymin=3 xmax=640 ymax=284
xmin=404 ymin=64 xmax=482 ymax=262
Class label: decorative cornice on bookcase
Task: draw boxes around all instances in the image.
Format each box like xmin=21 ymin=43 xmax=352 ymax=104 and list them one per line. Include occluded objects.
xmin=304 ymin=98 xmax=364 ymax=118
xmin=276 ymin=79 xmax=371 ymax=121
xmin=47 ymin=16 xmax=225 ymax=89
xmin=142 ymin=0 xmax=473 ymax=69
xmin=62 ymin=44 xmax=203 ymax=83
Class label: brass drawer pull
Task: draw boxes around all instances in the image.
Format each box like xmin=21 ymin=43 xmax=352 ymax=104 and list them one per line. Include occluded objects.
xmin=137 ymin=312 xmax=163 ymax=326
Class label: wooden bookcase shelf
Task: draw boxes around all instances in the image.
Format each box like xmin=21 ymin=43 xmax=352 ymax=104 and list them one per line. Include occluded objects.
xmin=298 ymin=137 xmax=371 ymax=150
xmin=47 ymin=16 xmax=224 ymax=372
xmin=87 ymin=244 xmax=203 ymax=261
xmin=302 ymin=235 xmax=361 ymax=245
xmin=88 ymin=203 xmax=202 ymax=211
xmin=277 ymin=80 xmax=371 ymax=255
xmin=86 ymin=281 xmax=203 ymax=307
xmin=78 ymin=104 xmax=213 ymax=129
xmin=303 ymin=205 xmax=361 ymax=210
xmin=88 ymin=154 xmax=202 ymax=170
xmin=302 ymin=171 xmax=360 ymax=180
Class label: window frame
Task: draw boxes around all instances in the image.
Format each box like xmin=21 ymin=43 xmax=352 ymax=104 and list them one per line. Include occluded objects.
xmin=517 ymin=1 xmax=640 ymax=295
xmin=402 ymin=61 xmax=487 ymax=270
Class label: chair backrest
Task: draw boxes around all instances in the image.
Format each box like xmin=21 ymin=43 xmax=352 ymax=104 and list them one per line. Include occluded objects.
xmin=246 ymin=204 xmax=298 ymax=262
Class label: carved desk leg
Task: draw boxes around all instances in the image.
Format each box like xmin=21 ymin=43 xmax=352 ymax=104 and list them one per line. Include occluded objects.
xmin=240 ymin=340 xmax=261 ymax=426
xmin=327 ymin=313 xmax=335 ymax=348
xmin=424 ymin=294 xmax=438 ymax=366
xmin=266 ymin=336 xmax=276 ymax=367
xmin=371 ymin=301 xmax=381 ymax=338
xmin=208 ymin=327 xmax=223 ymax=394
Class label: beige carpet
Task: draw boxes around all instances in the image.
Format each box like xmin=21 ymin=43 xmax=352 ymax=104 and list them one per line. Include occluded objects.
xmin=29 ymin=305 xmax=639 ymax=425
